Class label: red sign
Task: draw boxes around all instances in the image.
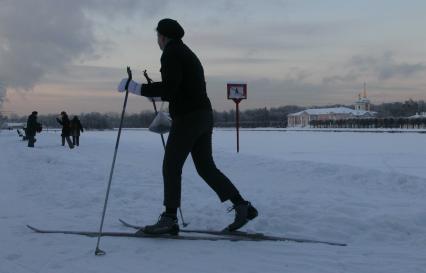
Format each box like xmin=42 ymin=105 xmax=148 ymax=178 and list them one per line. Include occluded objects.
xmin=227 ymin=83 xmax=247 ymax=101
xmin=227 ymin=83 xmax=247 ymax=153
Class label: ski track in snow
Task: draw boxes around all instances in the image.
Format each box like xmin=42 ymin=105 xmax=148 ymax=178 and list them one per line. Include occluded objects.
xmin=1 ymin=129 xmax=426 ymax=273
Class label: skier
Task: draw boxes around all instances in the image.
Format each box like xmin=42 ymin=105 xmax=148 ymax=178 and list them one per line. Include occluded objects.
xmin=70 ymin=116 xmax=84 ymax=146
xmin=56 ymin=111 xmax=74 ymax=149
xmin=117 ymin=18 xmax=258 ymax=235
xmin=26 ymin=111 xmax=41 ymax=147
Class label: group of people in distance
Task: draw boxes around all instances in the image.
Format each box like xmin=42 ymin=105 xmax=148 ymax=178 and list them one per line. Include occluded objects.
xmin=56 ymin=111 xmax=84 ymax=149
xmin=25 ymin=111 xmax=84 ymax=148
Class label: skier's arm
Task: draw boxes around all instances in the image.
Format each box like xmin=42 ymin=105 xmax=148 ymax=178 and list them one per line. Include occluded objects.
xmin=116 ymin=78 xmax=162 ymax=103
xmin=141 ymin=49 xmax=182 ymax=101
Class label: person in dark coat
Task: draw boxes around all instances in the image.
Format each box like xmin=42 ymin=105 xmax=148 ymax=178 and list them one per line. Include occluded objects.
xmin=70 ymin=116 xmax=84 ymax=146
xmin=56 ymin=111 xmax=74 ymax=149
xmin=117 ymin=18 xmax=258 ymax=235
xmin=26 ymin=111 xmax=41 ymax=147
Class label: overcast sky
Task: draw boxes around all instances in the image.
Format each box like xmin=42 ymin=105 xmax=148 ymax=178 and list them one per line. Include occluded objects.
xmin=1 ymin=0 xmax=426 ymax=115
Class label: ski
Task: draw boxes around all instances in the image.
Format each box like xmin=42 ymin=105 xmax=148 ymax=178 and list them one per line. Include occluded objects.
xmin=26 ymin=225 xmax=266 ymax=242
xmin=118 ymin=219 xmax=347 ymax=246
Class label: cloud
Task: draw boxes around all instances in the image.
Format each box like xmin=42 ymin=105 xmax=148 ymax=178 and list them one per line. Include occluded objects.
xmin=0 ymin=81 xmax=6 ymax=106
xmin=207 ymin=57 xmax=285 ymax=65
xmin=192 ymin=20 xmax=340 ymax=53
xmin=0 ymin=0 xmax=168 ymax=108
xmin=322 ymin=52 xmax=426 ymax=86
xmin=322 ymin=73 xmax=360 ymax=85
xmin=205 ymin=69 xmax=344 ymax=110
xmin=350 ymin=52 xmax=426 ymax=80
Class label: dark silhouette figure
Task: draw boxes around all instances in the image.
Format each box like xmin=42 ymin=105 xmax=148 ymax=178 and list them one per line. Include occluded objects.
xmin=70 ymin=116 xmax=84 ymax=146
xmin=117 ymin=19 xmax=258 ymax=235
xmin=56 ymin=111 xmax=74 ymax=149
xmin=26 ymin=111 xmax=41 ymax=147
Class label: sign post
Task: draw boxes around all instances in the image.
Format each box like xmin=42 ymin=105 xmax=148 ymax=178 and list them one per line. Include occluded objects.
xmin=227 ymin=83 xmax=247 ymax=153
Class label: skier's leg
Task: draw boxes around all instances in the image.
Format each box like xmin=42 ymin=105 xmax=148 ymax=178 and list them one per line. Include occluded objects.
xmin=191 ymin=111 xmax=258 ymax=231
xmin=190 ymin=111 xmax=240 ymax=201
xmin=162 ymin=122 xmax=193 ymax=209
xmin=191 ymin=129 xmax=240 ymax=202
xmin=144 ymin=118 xmax=194 ymax=235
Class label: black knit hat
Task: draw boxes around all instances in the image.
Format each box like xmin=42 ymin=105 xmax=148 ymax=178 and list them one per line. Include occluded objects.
xmin=32 ymin=111 xmax=38 ymax=115
xmin=156 ymin=18 xmax=184 ymax=39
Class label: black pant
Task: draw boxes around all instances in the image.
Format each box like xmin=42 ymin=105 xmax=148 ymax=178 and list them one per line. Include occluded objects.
xmin=62 ymin=135 xmax=74 ymax=148
xmin=163 ymin=109 xmax=239 ymax=208
xmin=28 ymin=135 xmax=35 ymax=147
xmin=72 ymin=135 xmax=80 ymax=146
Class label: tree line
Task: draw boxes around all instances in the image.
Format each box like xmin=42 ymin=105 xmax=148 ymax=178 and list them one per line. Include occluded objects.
xmin=1 ymin=99 xmax=425 ymax=129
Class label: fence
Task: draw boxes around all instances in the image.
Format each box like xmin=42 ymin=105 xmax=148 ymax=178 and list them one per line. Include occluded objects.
xmin=310 ymin=118 xmax=426 ymax=129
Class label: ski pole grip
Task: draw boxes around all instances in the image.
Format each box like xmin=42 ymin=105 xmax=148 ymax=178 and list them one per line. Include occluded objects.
xmin=143 ymin=69 xmax=153 ymax=84
xmin=124 ymin=66 xmax=133 ymax=91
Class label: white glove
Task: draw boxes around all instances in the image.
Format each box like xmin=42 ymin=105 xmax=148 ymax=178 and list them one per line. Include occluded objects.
xmin=117 ymin=78 xmax=142 ymax=95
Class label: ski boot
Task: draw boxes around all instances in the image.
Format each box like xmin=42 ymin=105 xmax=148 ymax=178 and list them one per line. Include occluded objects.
xmin=139 ymin=212 xmax=179 ymax=235
xmin=225 ymin=201 xmax=258 ymax=232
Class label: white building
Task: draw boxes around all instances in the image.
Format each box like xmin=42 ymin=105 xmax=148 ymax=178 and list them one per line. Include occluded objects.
xmin=354 ymin=83 xmax=371 ymax=111
xmin=408 ymin=112 xmax=426 ymax=119
xmin=287 ymin=107 xmax=376 ymax=127
xmin=287 ymin=84 xmax=376 ymax=127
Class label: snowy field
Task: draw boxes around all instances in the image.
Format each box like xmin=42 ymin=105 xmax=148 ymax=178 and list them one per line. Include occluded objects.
xmin=1 ymin=129 xmax=426 ymax=273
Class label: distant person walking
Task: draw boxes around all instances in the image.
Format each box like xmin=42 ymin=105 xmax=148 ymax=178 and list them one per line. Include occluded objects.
xmin=56 ymin=111 xmax=74 ymax=149
xmin=70 ymin=116 xmax=84 ymax=146
xmin=26 ymin=111 xmax=41 ymax=148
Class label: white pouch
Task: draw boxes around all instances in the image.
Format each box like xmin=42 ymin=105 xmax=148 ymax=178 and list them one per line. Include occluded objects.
xmin=149 ymin=102 xmax=171 ymax=134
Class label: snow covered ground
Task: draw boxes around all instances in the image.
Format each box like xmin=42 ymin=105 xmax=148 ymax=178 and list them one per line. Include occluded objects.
xmin=1 ymin=128 xmax=426 ymax=273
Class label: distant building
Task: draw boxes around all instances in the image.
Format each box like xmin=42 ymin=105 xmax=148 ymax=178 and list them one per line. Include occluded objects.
xmin=408 ymin=112 xmax=426 ymax=118
xmin=287 ymin=107 xmax=376 ymax=127
xmin=287 ymin=84 xmax=376 ymax=127
xmin=354 ymin=82 xmax=371 ymax=111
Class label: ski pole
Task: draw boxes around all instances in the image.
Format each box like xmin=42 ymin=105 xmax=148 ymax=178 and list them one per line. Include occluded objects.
xmin=143 ymin=70 xmax=188 ymax=227
xmin=144 ymin=70 xmax=166 ymax=148
xmin=95 ymin=67 xmax=132 ymax=256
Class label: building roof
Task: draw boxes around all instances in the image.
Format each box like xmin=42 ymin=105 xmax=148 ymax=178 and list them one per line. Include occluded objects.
xmin=408 ymin=112 xmax=426 ymax=119
xmin=288 ymin=107 xmax=376 ymax=117
xmin=355 ymin=98 xmax=370 ymax=103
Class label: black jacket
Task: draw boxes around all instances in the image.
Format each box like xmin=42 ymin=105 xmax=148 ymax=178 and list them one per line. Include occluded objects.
xmin=70 ymin=118 xmax=84 ymax=136
xmin=141 ymin=39 xmax=212 ymax=118
xmin=26 ymin=114 xmax=41 ymax=137
xmin=57 ymin=115 xmax=71 ymax=136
